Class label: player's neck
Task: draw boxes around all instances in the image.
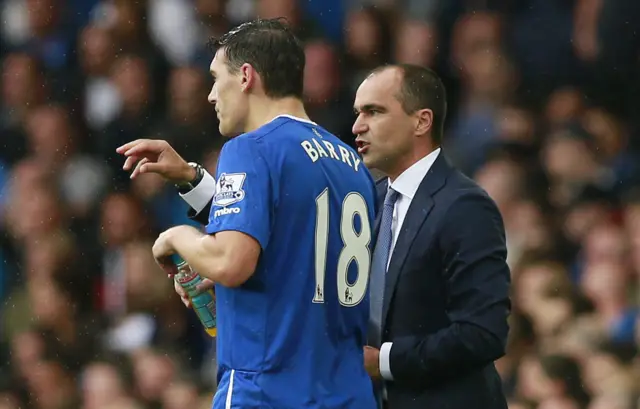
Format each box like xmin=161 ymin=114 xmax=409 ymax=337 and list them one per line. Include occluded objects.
xmin=245 ymin=97 xmax=310 ymax=133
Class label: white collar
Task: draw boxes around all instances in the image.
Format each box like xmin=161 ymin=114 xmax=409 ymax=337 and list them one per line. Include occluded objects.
xmin=389 ymin=148 xmax=441 ymax=200
xmin=271 ymin=114 xmax=317 ymax=125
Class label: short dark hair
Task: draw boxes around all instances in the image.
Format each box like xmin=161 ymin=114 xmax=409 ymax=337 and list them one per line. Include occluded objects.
xmin=208 ymin=18 xmax=305 ymax=99
xmin=372 ymin=64 xmax=448 ymax=145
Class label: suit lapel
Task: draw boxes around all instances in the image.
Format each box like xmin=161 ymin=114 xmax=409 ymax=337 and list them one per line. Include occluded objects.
xmin=381 ymin=154 xmax=452 ymax=325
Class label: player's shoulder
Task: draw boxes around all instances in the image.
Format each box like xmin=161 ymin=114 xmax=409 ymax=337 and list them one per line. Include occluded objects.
xmin=224 ymin=117 xmax=301 ymax=155
xmin=218 ymin=135 xmax=260 ymax=167
xmin=248 ymin=115 xmax=314 ymax=141
xmin=220 ymin=122 xmax=276 ymax=158
xmin=223 ymin=116 xmax=319 ymax=162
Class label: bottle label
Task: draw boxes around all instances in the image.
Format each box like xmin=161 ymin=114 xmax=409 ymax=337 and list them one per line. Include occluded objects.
xmin=192 ymin=292 xmax=217 ymax=329
xmin=174 ymin=265 xmax=216 ymax=331
xmin=176 ymin=270 xmax=202 ymax=299
xmin=175 ymin=269 xmax=198 ymax=285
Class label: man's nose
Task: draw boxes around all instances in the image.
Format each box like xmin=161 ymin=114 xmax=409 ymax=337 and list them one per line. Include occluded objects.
xmin=352 ymin=116 xmax=368 ymax=135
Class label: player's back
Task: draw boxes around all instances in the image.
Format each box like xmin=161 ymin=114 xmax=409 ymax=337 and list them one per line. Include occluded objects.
xmin=208 ymin=116 xmax=377 ymax=409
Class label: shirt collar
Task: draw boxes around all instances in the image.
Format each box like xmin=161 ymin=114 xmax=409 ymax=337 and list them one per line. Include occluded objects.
xmin=271 ymin=114 xmax=317 ymax=125
xmin=389 ymin=148 xmax=441 ymax=200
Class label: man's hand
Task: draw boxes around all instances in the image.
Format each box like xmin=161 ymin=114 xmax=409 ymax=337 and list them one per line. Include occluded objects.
xmin=154 ymin=226 xmax=216 ymax=308
xmin=174 ymin=278 xmax=215 ymax=308
xmin=152 ymin=229 xmax=178 ymax=276
xmin=364 ymin=346 xmax=382 ymax=380
xmin=116 ymin=139 xmax=196 ymax=182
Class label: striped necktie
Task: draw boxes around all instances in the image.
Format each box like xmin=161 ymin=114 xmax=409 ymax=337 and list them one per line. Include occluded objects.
xmin=368 ymin=187 xmax=399 ymax=347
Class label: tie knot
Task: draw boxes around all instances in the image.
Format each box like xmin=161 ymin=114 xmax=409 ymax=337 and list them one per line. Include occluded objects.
xmin=384 ymin=188 xmax=399 ymax=207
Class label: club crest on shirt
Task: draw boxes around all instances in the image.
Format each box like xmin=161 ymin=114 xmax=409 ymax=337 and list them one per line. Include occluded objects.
xmin=213 ymin=173 xmax=246 ymax=206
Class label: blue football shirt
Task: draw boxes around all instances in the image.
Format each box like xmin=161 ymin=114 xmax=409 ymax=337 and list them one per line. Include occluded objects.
xmin=206 ymin=116 xmax=377 ymax=409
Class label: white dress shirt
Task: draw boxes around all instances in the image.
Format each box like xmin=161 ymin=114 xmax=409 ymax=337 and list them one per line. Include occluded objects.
xmin=379 ymin=147 xmax=441 ymax=381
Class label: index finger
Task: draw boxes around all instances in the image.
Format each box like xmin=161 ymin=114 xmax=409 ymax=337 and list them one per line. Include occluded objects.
xmin=116 ymin=139 xmax=147 ymax=154
xmin=117 ymin=139 xmax=165 ymax=156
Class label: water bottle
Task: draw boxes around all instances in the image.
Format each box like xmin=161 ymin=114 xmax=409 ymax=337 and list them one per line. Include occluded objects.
xmin=172 ymin=254 xmax=217 ymax=337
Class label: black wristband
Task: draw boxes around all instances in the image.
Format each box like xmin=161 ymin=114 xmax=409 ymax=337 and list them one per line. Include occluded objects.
xmin=176 ymin=163 xmax=205 ymax=194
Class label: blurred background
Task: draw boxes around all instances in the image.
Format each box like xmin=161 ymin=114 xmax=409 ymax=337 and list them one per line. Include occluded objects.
xmin=1 ymin=0 xmax=640 ymax=408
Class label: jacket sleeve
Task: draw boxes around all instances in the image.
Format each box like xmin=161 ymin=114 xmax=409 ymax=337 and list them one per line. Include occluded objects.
xmin=388 ymin=191 xmax=511 ymax=385
xmin=179 ymin=169 xmax=216 ymax=226
xmin=187 ymin=201 xmax=213 ymax=226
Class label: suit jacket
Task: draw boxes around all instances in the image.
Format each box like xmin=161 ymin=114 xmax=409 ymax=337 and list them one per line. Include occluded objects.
xmin=377 ymin=153 xmax=510 ymax=409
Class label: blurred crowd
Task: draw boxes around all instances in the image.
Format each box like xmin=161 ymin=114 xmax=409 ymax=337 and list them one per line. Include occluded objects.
xmin=1 ymin=0 xmax=640 ymax=409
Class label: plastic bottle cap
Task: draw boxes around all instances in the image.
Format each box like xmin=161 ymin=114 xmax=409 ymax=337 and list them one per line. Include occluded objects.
xmin=171 ymin=254 xmax=186 ymax=266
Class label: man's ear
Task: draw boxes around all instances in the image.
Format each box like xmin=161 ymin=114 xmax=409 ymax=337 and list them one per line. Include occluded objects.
xmin=415 ymin=108 xmax=433 ymax=136
xmin=240 ymin=63 xmax=255 ymax=92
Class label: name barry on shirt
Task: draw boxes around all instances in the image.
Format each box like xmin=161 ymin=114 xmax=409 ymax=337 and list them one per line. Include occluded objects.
xmin=301 ymin=132 xmax=361 ymax=172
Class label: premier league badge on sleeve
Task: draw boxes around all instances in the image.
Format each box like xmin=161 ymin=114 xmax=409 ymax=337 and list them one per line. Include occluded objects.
xmin=213 ymin=173 xmax=247 ymax=206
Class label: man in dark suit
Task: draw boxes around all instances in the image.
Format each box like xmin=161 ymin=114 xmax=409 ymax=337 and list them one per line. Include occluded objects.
xmin=117 ymin=63 xmax=511 ymax=409
xmin=352 ymin=64 xmax=511 ymax=409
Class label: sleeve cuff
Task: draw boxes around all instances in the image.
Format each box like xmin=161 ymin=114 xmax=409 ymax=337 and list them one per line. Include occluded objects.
xmin=179 ymin=170 xmax=216 ymax=214
xmin=380 ymin=342 xmax=394 ymax=381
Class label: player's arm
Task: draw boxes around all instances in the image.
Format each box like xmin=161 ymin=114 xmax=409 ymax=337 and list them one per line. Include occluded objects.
xmin=154 ymin=136 xmax=273 ymax=288
xmin=156 ymin=226 xmax=260 ymax=287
